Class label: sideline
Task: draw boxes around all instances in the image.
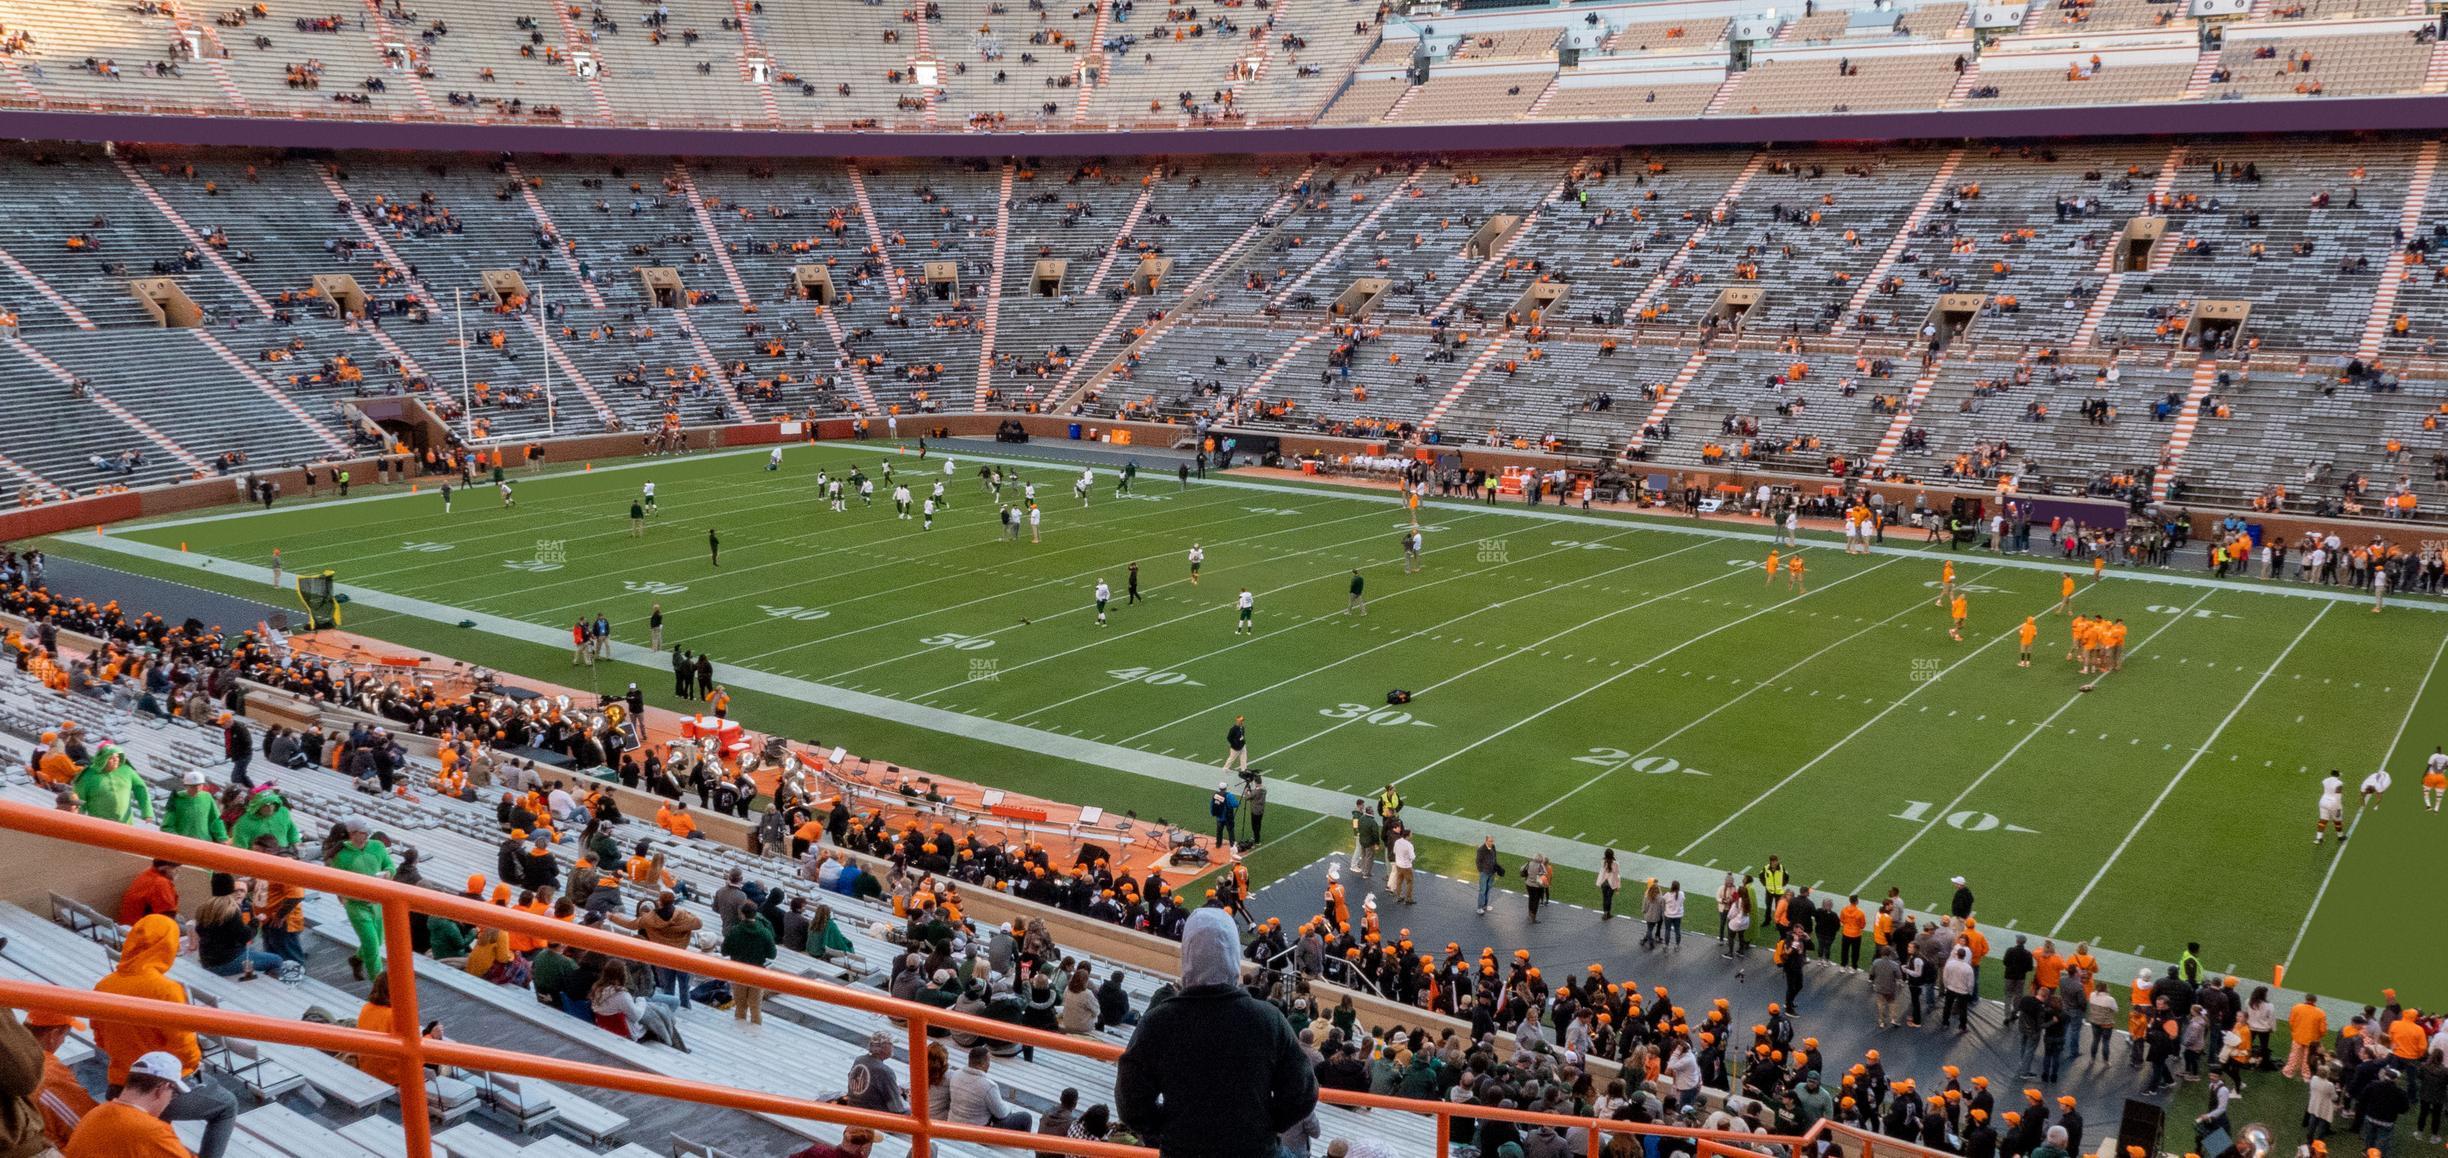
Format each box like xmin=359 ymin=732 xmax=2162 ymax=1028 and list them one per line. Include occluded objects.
xmin=111 ymin=440 xmax=2448 ymax=614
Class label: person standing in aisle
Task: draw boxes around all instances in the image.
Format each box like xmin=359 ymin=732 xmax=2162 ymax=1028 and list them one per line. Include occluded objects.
xmin=1596 ymin=849 xmax=1621 ymax=920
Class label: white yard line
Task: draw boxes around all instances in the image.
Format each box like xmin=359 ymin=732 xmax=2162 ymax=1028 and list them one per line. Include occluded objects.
xmin=514 ymin=481 xmax=1254 ymax=618
xmin=1677 ymin=580 xmax=2087 ymax=858
xmin=1380 ymin=553 xmax=1904 ymax=796
xmin=2047 ymin=600 xmax=2333 ymax=935
xmin=719 ymin=496 xmax=1394 ymax=665
xmin=1516 ymin=560 xmax=1983 ymax=828
xmin=1849 ymin=588 xmax=2216 ymax=896
xmin=810 ymin=506 xmax=1505 ymax=684
xmin=1100 ymin=531 xmax=1703 ymax=742
xmin=2282 ymin=624 xmax=2446 ymax=968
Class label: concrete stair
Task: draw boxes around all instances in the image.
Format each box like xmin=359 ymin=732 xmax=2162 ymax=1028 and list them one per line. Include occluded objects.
xmin=1238 ymin=326 xmax=1329 ymax=407
xmin=1945 ymin=59 xmax=1980 ymax=104
xmin=844 ymin=165 xmax=907 ymax=301
xmin=2150 ymin=359 xmax=2222 ymax=501
xmin=1082 ymin=167 xmax=1165 ymax=297
xmin=1627 ymin=152 xmax=1768 ymax=320
xmin=672 ymin=162 xmax=756 ymax=307
xmin=3 ymin=334 xmax=209 ymax=474
xmin=1627 ymin=349 xmax=1708 ymax=453
xmin=1863 ymin=361 xmax=1945 ymax=473
xmin=1265 ymin=165 xmax=1424 ymax=311
xmin=2180 ymin=52 xmax=2221 ymax=100
xmin=1073 ymin=0 xmax=1112 ymax=121
xmin=111 ymin=154 xmax=275 ymax=319
xmin=817 ymin=307 xmax=881 ymax=413
xmin=191 ymin=331 xmax=354 ymax=454
xmin=550 ymin=2 xmax=617 ymax=120
xmin=2425 ymin=40 xmax=2448 ymax=92
xmin=1430 ymin=163 xmax=1583 ymax=318
xmin=0 ymin=243 xmax=97 ymax=330
xmin=1832 ymin=149 xmax=1964 ymax=335
xmin=728 ymin=0 xmax=782 ymax=125
xmin=311 ymin=168 xmax=436 ymax=386
xmin=503 ymin=162 xmax=608 ymax=310
xmin=2356 ymin=139 xmax=2441 ymax=359
xmin=973 ymin=163 xmax=1015 ymax=408
xmin=1380 ymin=83 xmax=1422 ymax=120
xmin=677 ymin=314 xmax=752 ymax=421
xmin=516 ymin=315 xmax=615 ymax=424
xmin=357 ymin=0 xmax=439 ymax=116
xmin=1421 ymin=334 xmax=1512 ymax=432
xmin=912 ymin=11 xmax=938 ymax=129
xmin=0 ymin=445 xmax=54 ymax=495
xmin=1049 ymin=165 xmax=1316 ymax=411
xmin=1703 ymin=71 xmax=1746 ymax=114
xmin=0 ymin=59 xmax=44 ymax=103
xmin=1524 ymin=75 xmax=1562 ymax=115
xmin=2073 ymin=144 xmax=2187 ymax=346
xmin=169 ymin=14 xmax=250 ymax=111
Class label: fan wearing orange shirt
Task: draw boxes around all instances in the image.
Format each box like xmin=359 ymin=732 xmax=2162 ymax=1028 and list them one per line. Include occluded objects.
xmin=1838 ymin=896 xmax=1868 ymax=973
xmin=2017 ymin=616 xmax=2038 ymax=668
xmin=63 ymin=1052 xmax=190 ymax=1158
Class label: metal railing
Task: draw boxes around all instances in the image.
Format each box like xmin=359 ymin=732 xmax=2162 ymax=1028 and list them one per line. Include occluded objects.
xmin=0 ymin=799 xmax=1826 ymax=1157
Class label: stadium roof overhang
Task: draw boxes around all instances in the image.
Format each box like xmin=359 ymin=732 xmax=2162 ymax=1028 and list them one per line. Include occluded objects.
xmin=0 ymin=99 xmax=2440 ymax=157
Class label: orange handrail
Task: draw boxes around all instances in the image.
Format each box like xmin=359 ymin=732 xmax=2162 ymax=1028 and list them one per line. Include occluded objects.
xmin=0 ymin=799 xmax=1821 ymax=1157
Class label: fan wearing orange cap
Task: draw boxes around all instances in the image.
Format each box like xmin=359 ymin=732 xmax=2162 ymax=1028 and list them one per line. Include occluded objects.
xmin=17 ymin=1007 xmax=99 ymax=1146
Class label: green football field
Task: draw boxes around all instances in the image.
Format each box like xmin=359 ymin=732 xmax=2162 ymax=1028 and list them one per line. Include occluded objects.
xmin=45 ymin=440 xmax=2448 ymax=1002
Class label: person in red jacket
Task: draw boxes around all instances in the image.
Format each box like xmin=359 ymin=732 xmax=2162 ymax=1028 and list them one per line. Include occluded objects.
xmin=115 ymin=861 xmax=180 ymax=927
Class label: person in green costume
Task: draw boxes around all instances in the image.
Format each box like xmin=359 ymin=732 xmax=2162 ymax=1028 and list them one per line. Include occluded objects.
xmin=328 ymin=817 xmax=397 ymax=981
xmin=229 ymin=788 xmax=301 ymax=851
xmin=161 ymin=772 xmax=227 ymax=843
xmin=73 ymin=745 xmax=152 ymax=824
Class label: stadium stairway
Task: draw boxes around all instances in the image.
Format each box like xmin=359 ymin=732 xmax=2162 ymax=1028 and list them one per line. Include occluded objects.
xmin=2357 ymin=139 xmax=2443 ymax=359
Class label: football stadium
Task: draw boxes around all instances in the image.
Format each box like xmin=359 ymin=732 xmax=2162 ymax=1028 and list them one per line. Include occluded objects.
xmin=0 ymin=1 xmax=2444 ymax=1155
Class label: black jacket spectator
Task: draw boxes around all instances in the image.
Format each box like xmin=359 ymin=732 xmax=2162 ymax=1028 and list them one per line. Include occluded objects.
xmin=1117 ymin=908 xmax=1317 ymax=1158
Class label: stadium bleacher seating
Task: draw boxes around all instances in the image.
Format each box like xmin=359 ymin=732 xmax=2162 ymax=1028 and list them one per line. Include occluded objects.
xmin=5 ymin=133 xmax=2448 ymax=519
